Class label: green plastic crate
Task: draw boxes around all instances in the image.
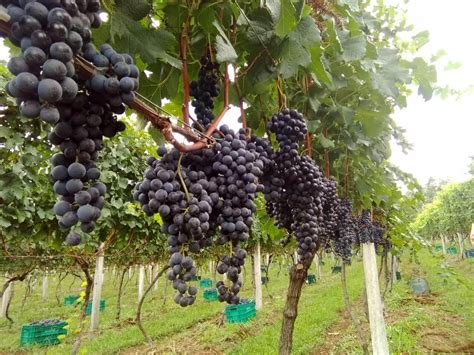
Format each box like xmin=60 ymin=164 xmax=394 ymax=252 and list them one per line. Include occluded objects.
xmin=203 ymin=288 xmax=218 ymax=301
xmin=306 ymin=274 xmax=316 ymax=284
xmin=447 ymin=247 xmax=457 ymax=254
xmin=225 ymin=300 xmax=256 ymax=324
xmin=20 ymin=320 xmax=67 ymax=346
xmin=86 ymin=299 xmax=105 ymax=316
xmin=64 ymin=295 xmax=80 ymax=305
xmin=434 ymin=245 xmax=443 ymax=251
xmin=199 ymin=279 xmax=212 ymax=288
xmin=261 ymin=276 xmax=269 ymax=285
xmin=465 ymin=249 xmax=474 ymax=258
xmin=331 ymin=266 xmax=342 ymax=273
xmin=396 ymin=271 xmax=401 ymax=280
xmin=191 ymin=275 xmax=201 ymax=281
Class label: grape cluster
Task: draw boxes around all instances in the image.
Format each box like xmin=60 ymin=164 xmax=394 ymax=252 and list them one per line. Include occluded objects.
xmin=352 ymin=210 xmax=391 ymax=258
xmin=208 ymin=127 xmax=268 ymax=303
xmin=5 ymin=0 xmax=102 ymax=121
xmin=3 ymin=1 xmax=137 ymax=243
xmin=354 ymin=210 xmax=373 ymax=244
xmin=266 ymin=109 xmax=307 ymax=148
xmin=82 ymin=43 xmax=139 ymax=112
xmin=373 ymin=222 xmax=390 ymax=252
xmin=332 ymin=198 xmax=356 ymax=262
xmin=264 ymin=108 xmax=340 ymax=262
xmin=169 ymin=252 xmax=198 ymax=307
xmin=190 ymin=56 xmax=220 ymax=130
xmin=134 ymin=125 xmax=269 ymax=306
xmin=29 ymin=318 xmax=64 ymax=326
xmin=319 ymin=179 xmax=339 ymax=244
xmin=50 ymin=93 xmax=125 ymax=240
xmin=354 ymin=211 xmax=388 ymax=254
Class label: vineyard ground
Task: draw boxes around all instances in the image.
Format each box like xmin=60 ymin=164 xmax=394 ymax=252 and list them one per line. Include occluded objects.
xmin=0 ymin=250 xmax=472 ymax=354
xmin=315 ymin=251 xmax=474 ymax=353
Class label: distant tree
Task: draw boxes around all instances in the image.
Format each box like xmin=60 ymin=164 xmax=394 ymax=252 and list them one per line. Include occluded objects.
xmin=423 ymin=177 xmax=449 ymax=203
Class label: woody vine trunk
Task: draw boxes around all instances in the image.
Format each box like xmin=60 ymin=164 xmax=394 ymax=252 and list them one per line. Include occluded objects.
xmin=278 ymin=257 xmax=313 ymax=355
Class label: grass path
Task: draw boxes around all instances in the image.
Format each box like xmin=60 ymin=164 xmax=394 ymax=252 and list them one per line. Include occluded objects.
xmin=3 ymin=249 xmax=469 ymax=354
xmin=314 ymin=251 xmax=474 ymax=353
xmin=123 ymin=260 xmax=365 ymax=354
xmin=0 ymin=258 xmax=365 ymax=354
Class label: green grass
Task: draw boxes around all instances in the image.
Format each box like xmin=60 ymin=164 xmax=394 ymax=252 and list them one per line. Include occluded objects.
xmin=227 ymin=262 xmax=364 ymax=354
xmin=0 ymin=258 xmax=365 ymax=354
xmin=330 ymin=250 xmax=474 ymax=354
xmin=3 ymin=249 xmax=470 ymax=354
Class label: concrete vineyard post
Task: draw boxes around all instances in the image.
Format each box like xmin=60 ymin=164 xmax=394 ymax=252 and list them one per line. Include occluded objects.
xmin=314 ymin=254 xmax=321 ymax=280
xmin=457 ymin=233 xmax=464 ymax=259
xmin=154 ymin=266 xmax=159 ymax=291
xmin=148 ymin=265 xmax=153 ymax=285
xmin=42 ymin=275 xmax=48 ymax=300
xmin=441 ymin=235 xmax=447 ymax=255
xmin=1 ymin=281 xmax=12 ymax=317
xmin=253 ymin=242 xmax=263 ymax=310
xmin=90 ymin=245 xmax=105 ymax=331
xmin=209 ymin=260 xmax=213 ymax=275
xmin=362 ymin=242 xmax=389 ymax=355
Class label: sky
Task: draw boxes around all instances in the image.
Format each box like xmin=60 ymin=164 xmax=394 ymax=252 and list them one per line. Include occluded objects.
xmin=389 ymin=0 xmax=474 ymax=184
xmin=1 ymin=1 xmax=473 ymax=185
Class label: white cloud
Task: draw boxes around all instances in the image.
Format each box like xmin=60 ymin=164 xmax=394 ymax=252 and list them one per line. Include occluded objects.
xmin=390 ymin=0 xmax=474 ymax=184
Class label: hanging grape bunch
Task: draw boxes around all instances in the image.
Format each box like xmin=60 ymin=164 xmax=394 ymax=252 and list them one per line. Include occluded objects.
xmin=264 ymin=108 xmax=340 ymax=262
xmin=189 ymin=56 xmax=220 ymax=130
xmin=133 ymin=145 xmax=215 ymax=307
xmin=3 ymin=0 xmax=137 ymax=244
xmin=211 ymin=126 xmax=269 ymax=304
xmin=354 ymin=210 xmax=386 ymax=247
xmin=134 ymin=125 xmax=271 ymax=306
xmin=332 ymin=197 xmax=356 ymax=263
xmin=373 ymin=221 xmax=389 ymax=252
xmin=355 ymin=210 xmax=373 ymax=244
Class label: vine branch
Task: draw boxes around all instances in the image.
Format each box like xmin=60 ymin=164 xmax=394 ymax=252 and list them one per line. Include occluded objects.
xmin=0 ymin=18 xmax=224 ymax=153
xmin=135 ymin=265 xmax=170 ymax=345
xmin=303 ymin=75 xmax=313 ymax=157
xmin=233 ymin=67 xmax=247 ymax=131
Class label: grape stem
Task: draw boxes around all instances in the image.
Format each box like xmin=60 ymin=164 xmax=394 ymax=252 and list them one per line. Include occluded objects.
xmin=93 ymin=228 xmax=116 ymax=256
xmin=323 ymin=128 xmax=330 ymax=177
xmin=303 ymin=76 xmax=313 ymax=157
xmin=344 ymin=153 xmax=350 ymax=196
xmin=276 ymin=76 xmax=287 ymax=109
xmin=180 ymin=16 xmax=191 ymax=125
xmin=233 ymin=67 xmax=247 ymax=131
xmin=177 ymin=153 xmax=190 ymax=202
